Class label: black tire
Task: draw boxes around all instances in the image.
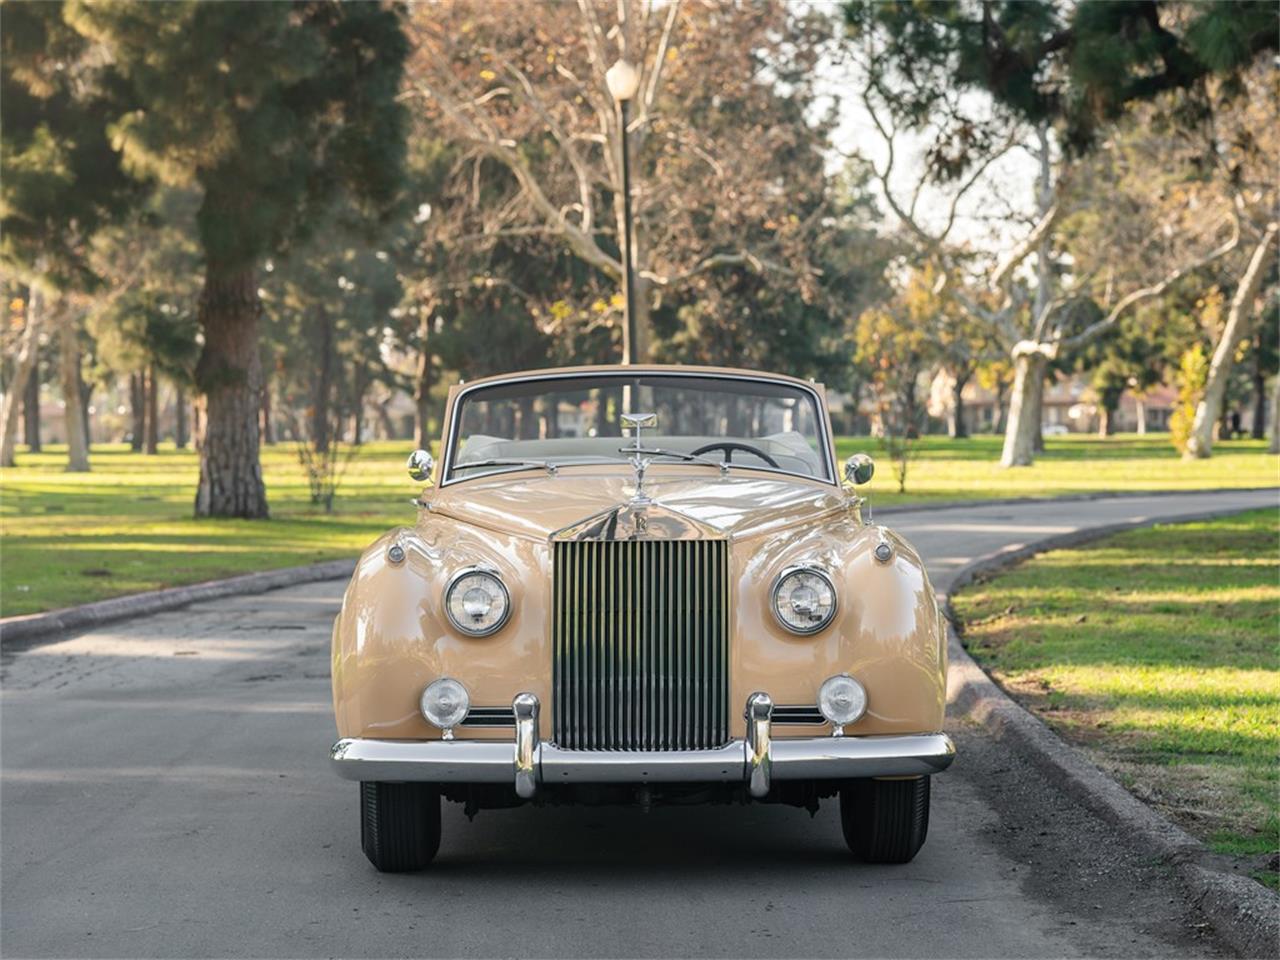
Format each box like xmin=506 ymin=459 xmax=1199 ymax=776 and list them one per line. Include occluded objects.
xmin=840 ymin=776 xmax=930 ymax=863
xmin=359 ymin=781 xmax=441 ymax=872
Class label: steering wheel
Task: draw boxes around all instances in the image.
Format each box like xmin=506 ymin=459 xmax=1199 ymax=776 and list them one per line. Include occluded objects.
xmin=690 ymin=441 xmax=780 ymax=468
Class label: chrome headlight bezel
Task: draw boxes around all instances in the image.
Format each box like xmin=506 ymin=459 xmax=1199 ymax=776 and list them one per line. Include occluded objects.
xmin=770 ymin=565 xmax=838 ymax=636
xmin=443 ymin=566 xmax=512 ymax=637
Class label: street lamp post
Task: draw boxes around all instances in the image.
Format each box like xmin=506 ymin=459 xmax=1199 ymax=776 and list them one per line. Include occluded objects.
xmin=606 ymin=59 xmax=641 ymax=365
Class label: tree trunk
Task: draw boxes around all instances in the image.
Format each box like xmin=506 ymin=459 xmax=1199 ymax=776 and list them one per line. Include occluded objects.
xmin=376 ymin=396 xmax=395 ymax=440
xmin=129 ymin=373 xmax=145 ymax=451
xmin=948 ymin=369 xmax=970 ymax=439
xmin=192 ymin=396 xmax=204 ymax=452
xmin=193 ymin=261 xmax=268 ymax=518
xmin=0 ymin=285 xmax=42 ymax=467
xmin=1000 ymin=346 xmax=1048 ymax=467
xmin=351 ymin=361 xmax=368 ymax=446
xmin=311 ymin=307 xmax=334 ymax=453
xmin=1013 ymin=126 xmax=1056 ymax=464
xmin=1187 ymin=224 xmax=1278 ymax=459
xmin=23 ymin=365 xmax=42 ymax=452
xmin=992 ymin=386 xmax=1008 ymax=435
xmin=1269 ymin=375 xmax=1280 ymax=454
xmin=58 ymin=307 xmax=90 ymax=472
xmin=261 ymin=379 xmax=275 ymax=445
xmin=145 ymin=364 xmax=159 ymax=454
xmin=1135 ymin=397 xmax=1147 ymax=435
xmin=175 ymin=384 xmax=188 ymax=449
xmin=80 ymin=374 xmax=92 ymax=448
xmin=414 ymin=314 xmax=433 ymax=449
xmin=1098 ymin=405 xmax=1114 ymax=437
xmin=1250 ymin=353 xmax=1266 ymax=440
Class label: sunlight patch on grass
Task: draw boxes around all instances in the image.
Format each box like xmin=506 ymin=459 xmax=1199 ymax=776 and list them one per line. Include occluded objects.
xmin=954 ymin=508 xmax=1280 ymax=871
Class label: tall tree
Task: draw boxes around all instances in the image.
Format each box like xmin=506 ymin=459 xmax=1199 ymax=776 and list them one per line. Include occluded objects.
xmin=405 ymin=0 xmax=838 ymax=365
xmin=69 ymin=0 xmax=408 ymax=516
xmin=1 ymin=1 xmax=142 ymax=468
xmin=845 ymin=0 xmax=1278 ymax=466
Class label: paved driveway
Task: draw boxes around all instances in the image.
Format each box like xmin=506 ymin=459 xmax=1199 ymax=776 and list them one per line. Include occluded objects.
xmin=2 ymin=488 xmax=1273 ymax=958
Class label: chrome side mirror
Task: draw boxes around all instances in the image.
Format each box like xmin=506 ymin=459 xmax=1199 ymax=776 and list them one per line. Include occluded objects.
xmin=407 ymin=449 xmax=435 ymax=484
xmin=844 ymin=453 xmax=875 ymax=486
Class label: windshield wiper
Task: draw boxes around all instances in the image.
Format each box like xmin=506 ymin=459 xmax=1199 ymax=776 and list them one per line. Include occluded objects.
xmin=621 ymin=446 xmax=732 ymax=475
xmin=452 ymin=458 xmax=560 ymax=477
xmin=451 ymin=455 xmax=627 ymax=478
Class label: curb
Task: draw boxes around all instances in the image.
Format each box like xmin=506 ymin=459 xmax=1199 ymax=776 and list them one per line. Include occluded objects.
xmin=942 ymin=505 xmax=1280 ymax=959
xmin=873 ymin=484 xmax=1279 ymax=517
xmin=0 ymin=558 xmax=357 ymax=650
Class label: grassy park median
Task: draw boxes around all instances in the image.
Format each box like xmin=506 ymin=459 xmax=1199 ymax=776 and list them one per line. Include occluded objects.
xmin=1 ymin=434 xmax=1276 ymax=618
xmin=953 ymin=508 xmax=1279 ymax=889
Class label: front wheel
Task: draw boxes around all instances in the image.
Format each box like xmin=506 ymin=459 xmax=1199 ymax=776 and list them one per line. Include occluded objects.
xmin=360 ymin=781 xmax=441 ymax=872
xmin=840 ymin=776 xmax=930 ymax=863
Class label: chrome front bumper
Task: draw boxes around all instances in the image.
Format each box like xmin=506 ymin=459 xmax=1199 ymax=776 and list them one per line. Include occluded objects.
xmin=330 ymin=692 xmax=955 ymax=799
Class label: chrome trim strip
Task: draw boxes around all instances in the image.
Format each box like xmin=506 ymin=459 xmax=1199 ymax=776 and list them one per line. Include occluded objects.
xmin=329 ymin=738 xmax=514 ymax=783
xmin=329 ymin=732 xmax=955 ymax=785
xmin=746 ymin=692 xmax=773 ymax=798
xmin=513 ymin=692 xmax=539 ymax=799
xmin=538 ymin=743 xmax=746 ymax=783
xmin=772 ymin=705 xmax=827 ymax=725
xmin=769 ymin=733 xmax=956 ymax=780
xmin=440 ymin=370 xmax=837 ymax=488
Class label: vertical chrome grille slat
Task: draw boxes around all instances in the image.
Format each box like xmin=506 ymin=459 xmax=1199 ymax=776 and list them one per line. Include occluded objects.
xmin=553 ymin=539 xmax=728 ymax=751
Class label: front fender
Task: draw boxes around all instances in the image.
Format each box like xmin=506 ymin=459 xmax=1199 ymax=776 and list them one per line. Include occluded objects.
xmin=732 ymin=515 xmax=946 ymax=736
xmin=331 ymin=518 xmax=552 ymax=741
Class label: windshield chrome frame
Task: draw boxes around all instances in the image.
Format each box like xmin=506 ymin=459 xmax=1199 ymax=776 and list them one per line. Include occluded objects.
xmin=439 ymin=370 xmax=837 ymax=488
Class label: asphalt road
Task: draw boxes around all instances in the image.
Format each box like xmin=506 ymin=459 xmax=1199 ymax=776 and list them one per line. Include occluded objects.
xmin=2 ymin=488 xmax=1275 ymax=958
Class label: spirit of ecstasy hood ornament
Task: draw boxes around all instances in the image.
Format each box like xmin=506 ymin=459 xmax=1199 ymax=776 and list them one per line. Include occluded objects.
xmin=621 ymin=412 xmax=657 ymax=506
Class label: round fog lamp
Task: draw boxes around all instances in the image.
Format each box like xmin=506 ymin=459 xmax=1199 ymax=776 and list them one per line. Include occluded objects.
xmin=420 ymin=677 xmax=470 ymax=730
xmin=818 ymin=674 xmax=867 ymax=727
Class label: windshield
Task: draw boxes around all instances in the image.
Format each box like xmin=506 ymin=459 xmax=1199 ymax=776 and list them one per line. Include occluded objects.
xmin=444 ymin=373 xmax=832 ymax=484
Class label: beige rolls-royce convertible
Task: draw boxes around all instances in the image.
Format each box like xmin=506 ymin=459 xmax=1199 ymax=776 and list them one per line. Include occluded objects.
xmin=330 ymin=365 xmax=954 ymax=871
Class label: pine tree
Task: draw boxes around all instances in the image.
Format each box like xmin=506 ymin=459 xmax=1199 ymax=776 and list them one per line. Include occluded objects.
xmin=1 ymin=1 xmax=143 ymax=468
xmin=844 ymin=0 xmax=1278 ymax=150
xmin=68 ymin=0 xmax=408 ymax=517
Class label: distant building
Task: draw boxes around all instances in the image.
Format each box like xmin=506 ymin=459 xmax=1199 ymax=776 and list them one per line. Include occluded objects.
xmin=928 ymin=370 xmax=1178 ymax=435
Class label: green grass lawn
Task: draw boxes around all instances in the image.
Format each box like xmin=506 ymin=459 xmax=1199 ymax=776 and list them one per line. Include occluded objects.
xmin=952 ymin=509 xmax=1280 ymax=888
xmin=0 ymin=434 xmax=1276 ymax=618
xmin=837 ymin=433 xmax=1278 ymax=504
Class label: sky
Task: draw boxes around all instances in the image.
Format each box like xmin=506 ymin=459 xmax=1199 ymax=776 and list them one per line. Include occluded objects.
xmin=808 ymin=2 xmax=1044 ymax=264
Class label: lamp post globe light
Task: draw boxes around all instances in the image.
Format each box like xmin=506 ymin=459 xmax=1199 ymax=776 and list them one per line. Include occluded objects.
xmin=606 ymin=59 xmax=641 ymax=364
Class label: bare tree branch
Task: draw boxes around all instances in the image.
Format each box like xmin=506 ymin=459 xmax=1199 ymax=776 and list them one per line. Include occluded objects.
xmin=1057 ymin=217 xmax=1243 ymax=350
xmin=496 ymin=52 xmax=596 ymax=236
xmin=405 ymin=79 xmax=622 ymax=278
xmin=990 ymin=201 xmax=1060 ymax=289
xmin=640 ymin=0 xmax=681 ymax=122
xmin=643 ymin=249 xmax=799 ymax=287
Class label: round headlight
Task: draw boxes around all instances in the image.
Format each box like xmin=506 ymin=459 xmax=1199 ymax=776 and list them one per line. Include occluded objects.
xmin=771 ymin=566 xmax=837 ymax=635
xmin=818 ymin=674 xmax=867 ymax=727
xmin=444 ymin=567 xmax=511 ymax=636
xmin=420 ymin=677 xmax=470 ymax=730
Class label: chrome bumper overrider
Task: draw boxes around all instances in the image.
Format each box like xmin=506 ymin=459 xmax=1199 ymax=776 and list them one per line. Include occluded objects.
xmin=330 ymin=692 xmax=955 ymax=799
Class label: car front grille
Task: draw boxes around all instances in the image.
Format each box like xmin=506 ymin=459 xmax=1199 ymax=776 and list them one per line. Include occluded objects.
xmin=552 ymin=539 xmax=730 ymax=751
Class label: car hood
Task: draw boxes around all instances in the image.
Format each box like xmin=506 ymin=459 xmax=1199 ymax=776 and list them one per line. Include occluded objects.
xmin=424 ymin=468 xmax=848 ymax=542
